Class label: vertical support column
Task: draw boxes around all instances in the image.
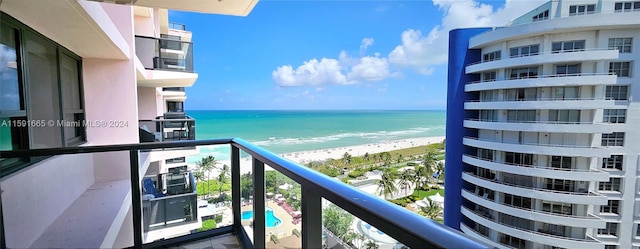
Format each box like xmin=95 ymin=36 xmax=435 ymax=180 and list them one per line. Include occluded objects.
xmin=231 ymin=146 xmax=241 ymax=231
xmin=301 ymin=187 xmax=322 ymax=249
xmin=252 ymin=158 xmax=266 ymax=248
xmin=129 ymin=150 xmax=143 ymax=247
xmin=1 ymin=184 xmax=5 ymax=249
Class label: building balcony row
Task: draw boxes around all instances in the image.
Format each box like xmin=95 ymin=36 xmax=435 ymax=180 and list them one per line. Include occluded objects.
xmin=462 ymin=137 xmax=611 ymax=158
xmin=463 ymin=119 xmax=622 ymax=134
xmin=466 ymin=48 xmax=619 ymax=74
xmin=465 ymin=73 xmax=617 ymax=92
xmin=464 ymin=98 xmax=628 ymax=110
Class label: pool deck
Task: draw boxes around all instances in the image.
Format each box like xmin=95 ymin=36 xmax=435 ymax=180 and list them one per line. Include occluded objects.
xmin=241 ymin=199 xmax=302 ymax=246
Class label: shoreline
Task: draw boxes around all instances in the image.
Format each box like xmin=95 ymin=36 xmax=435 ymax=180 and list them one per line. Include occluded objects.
xmin=195 ymin=136 xmax=445 ymax=177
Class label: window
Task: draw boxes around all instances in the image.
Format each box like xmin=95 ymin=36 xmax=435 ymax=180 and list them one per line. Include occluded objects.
xmin=550 ymin=156 xmax=573 ymax=169
xmin=478 ymin=148 xmax=494 ymax=161
xmin=602 ymin=155 xmax=623 ymax=170
xmin=510 ymin=67 xmax=539 ymax=79
xmin=503 ymin=193 xmax=532 ymax=209
xmin=483 ymin=50 xmax=501 ymax=62
xmin=546 ymin=178 xmax=574 ymax=192
xmin=533 ymin=10 xmax=549 ymax=21
xmin=605 ymin=86 xmax=628 ymax=100
xmin=569 ymin=4 xmax=595 ymax=15
xmin=509 ymin=44 xmax=540 ymax=58
xmin=482 ymin=71 xmax=497 ymax=82
xmin=599 ymin=178 xmax=622 ymax=192
xmin=479 ymin=110 xmax=498 ymax=121
xmin=609 ymin=62 xmax=631 ymax=77
xmin=542 ymin=201 xmax=573 ymax=215
xmin=505 ymin=88 xmax=537 ymax=101
xmin=608 ymin=38 xmax=632 ymax=53
xmin=552 ymin=40 xmax=586 ymax=52
xmin=551 ymin=86 xmax=579 ymax=100
xmin=603 ymin=109 xmax=626 ymax=123
xmin=598 ymin=222 xmax=618 ymax=236
xmin=477 ymin=167 xmax=495 ymax=179
xmin=600 ymin=200 xmax=620 ymax=214
xmin=500 ymin=233 xmax=526 ymax=249
xmin=165 ymin=157 xmax=186 ymax=164
xmin=505 ymin=152 xmax=533 ymax=166
xmin=615 ymin=1 xmax=640 ymax=12
xmin=556 ymin=64 xmax=580 ymax=75
xmin=0 ymin=13 xmax=85 ymax=174
xmin=507 ymin=110 xmax=536 ymax=122
xmin=602 ymin=132 xmax=625 ymax=146
xmin=167 ymin=101 xmax=184 ymax=113
xmin=549 ymin=110 xmax=580 ymax=123
xmin=479 ymin=90 xmax=495 ymax=102
xmin=637 ymin=224 xmax=640 ymax=237
xmin=605 ymin=245 xmax=618 ymax=249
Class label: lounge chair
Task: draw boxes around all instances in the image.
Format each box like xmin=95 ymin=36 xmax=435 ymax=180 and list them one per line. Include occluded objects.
xmin=142 ymin=178 xmax=164 ymax=198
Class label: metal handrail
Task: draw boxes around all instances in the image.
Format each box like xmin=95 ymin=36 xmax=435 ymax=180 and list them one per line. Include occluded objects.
xmin=468 ymin=72 xmax=615 ymax=84
xmin=462 ymin=154 xmax=603 ymax=173
xmin=462 ymin=189 xmax=603 ymax=220
xmin=466 ymin=48 xmax=617 ymax=67
xmin=464 ymin=172 xmax=603 ymax=197
xmin=0 ymin=139 xmax=491 ymax=249
xmin=463 ymin=207 xmax=600 ymax=242
xmin=463 ymin=136 xmax=599 ymax=149
xmin=464 ymin=118 xmax=598 ymax=125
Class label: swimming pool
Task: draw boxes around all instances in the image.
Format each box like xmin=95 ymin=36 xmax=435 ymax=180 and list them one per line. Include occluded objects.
xmin=358 ymin=220 xmax=397 ymax=244
xmin=241 ymin=208 xmax=282 ymax=228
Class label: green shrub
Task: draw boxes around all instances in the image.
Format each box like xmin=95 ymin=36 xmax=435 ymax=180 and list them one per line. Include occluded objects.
xmin=215 ymin=214 xmax=223 ymax=223
xmin=341 ymin=178 xmax=350 ymax=184
xmin=348 ymin=170 xmax=364 ymax=178
xmin=197 ymin=219 xmax=217 ymax=232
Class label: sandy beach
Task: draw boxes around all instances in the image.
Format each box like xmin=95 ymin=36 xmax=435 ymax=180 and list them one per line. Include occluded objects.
xmin=196 ymin=136 xmax=445 ymax=176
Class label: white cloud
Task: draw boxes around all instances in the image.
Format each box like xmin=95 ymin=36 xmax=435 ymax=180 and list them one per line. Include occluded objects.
xmin=388 ymin=0 xmax=547 ymax=74
xmin=273 ymin=50 xmax=398 ymax=87
xmin=272 ymin=58 xmax=350 ymax=86
xmin=347 ymin=56 xmax=390 ymax=82
xmin=359 ymin=38 xmax=374 ymax=54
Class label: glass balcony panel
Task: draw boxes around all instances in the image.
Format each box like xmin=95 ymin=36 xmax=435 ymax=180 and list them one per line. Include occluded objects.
xmin=135 ymin=36 xmax=194 ymax=72
xmin=1 ymin=151 xmax=134 ymax=248
xmin=139 ymin=115 xmax=196 ymax=142
xmin=263 ymin=169 xmax=301 ymax=248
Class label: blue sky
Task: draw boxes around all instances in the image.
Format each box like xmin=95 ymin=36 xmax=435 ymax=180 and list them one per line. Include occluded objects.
xmin=170 ymin=0 xmax=546 ymax=110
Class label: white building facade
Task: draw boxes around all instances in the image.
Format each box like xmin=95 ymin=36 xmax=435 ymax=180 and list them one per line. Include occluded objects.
xmin=445 ymin=1 xmax=640 ymax=249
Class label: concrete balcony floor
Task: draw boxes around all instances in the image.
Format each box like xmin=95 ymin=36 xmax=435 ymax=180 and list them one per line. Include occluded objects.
xmin=169 ymin=233 xmax=240 ymax=249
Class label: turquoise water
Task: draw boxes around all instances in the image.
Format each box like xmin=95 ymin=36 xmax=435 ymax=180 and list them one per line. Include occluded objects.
xmin=241 ymin=209 xmax=282 ymax=227
xmin=187 ymin=110 xmax=445 ymax=162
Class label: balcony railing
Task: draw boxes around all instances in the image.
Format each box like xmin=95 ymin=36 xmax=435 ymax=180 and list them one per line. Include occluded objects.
xmin=139 ymin=115 xmax=196 ymax=142
xmin=466 ymin=48 xmax=616 ymax=67
xmin=464 ymin=172 xmax=603 ymax=197
xmin=163 ymin=87 xmax=186 ymax=92
xmin=464 ymin=136 xmax=597 ymax=149
xmin=468 ymin=72 xmax=614 ymax=84
xmin=143 ymin=171 xmax=198 ymax=231
xmin=135 ymin=35 xmax=194 ymax=72
xmin=462 ymin=154 xmax=602 ymax=173
xmin=0 ymin=139 xmax=491 ymax=249
xmin=169 ymin=22 xmax=186 ymax=30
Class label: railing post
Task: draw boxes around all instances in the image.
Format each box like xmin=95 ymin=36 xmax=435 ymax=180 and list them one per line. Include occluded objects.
xmin=252 ymin=158 xmax=266 ymax=248
xmin=231 ymin=146 xmax=241 ymax=231
xmin=130 ymin=150 xmax=144 ymax=247
xmin=301 ymin=187 xmax=322 ymax=249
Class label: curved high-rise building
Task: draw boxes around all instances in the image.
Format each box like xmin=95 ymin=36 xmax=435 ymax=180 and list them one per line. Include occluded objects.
xmin=445 ymin=1 xmax=640 ymax=249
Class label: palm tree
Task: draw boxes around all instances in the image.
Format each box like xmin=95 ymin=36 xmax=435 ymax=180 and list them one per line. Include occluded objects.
xmin=396 ymin=154 xmax=403 ymax=164
xmin=419 ymin=199 xmax=442 ymax=220
xmin=376 ymin=169 xmax=398 ymax=200
xmin=342 ymin=152 xmax=352 ymax=168
xmin=381 ymin=152 xmax=392 ymax=168
xmin=414 ymin=166 xmax=429 ymax=197
xmin=216 ymin=164 xmax=230 ymax=201
xmin=195 ymin=156 xmax=217 ymax=197
xmin=398 ymin=169 xmax=415 ymax=196
xmin=422 ymin=150 xmax=437 ymax=183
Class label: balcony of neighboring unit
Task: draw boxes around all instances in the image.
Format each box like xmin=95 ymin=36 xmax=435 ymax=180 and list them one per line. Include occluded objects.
xmin=465 ymin=48 xmax=619 ymax=74
xmin=463 ymin=118 xmax=615 ymax=134
xmin=461 ymin=206 xmax=603 ymax=249
xmin=139 ymin=114 xmax=196 ymax=143
xmin=135 ymin=35 xmax=197 ymax=88
xmin=462 ymin=172 xmax=608 ymax=205
xmin=465 ymin=73 xmax=617 ymax=92
xmin=0 ymin=139 xmax=491 ymax=249
xmin=462 ymin=154 xmax=609 ymax=181
xmin=143 ymin=171 xmax=199 ymax=241
xmin=462 ymin=136 xmax=610 ymax=158
xmin=459 ymin=223 xmax=504 ymax=249
xmin=464 ymin=97 xmax=620 ymax=110
xmin=461 ymin=189 xmax=606 ymax=228
xmin=161 ymin=87 xmax=187 ymax=101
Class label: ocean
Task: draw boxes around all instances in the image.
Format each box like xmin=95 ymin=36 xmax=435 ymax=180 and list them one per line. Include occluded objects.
xmin=187 ymin=110 xmax=446 ymax=162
